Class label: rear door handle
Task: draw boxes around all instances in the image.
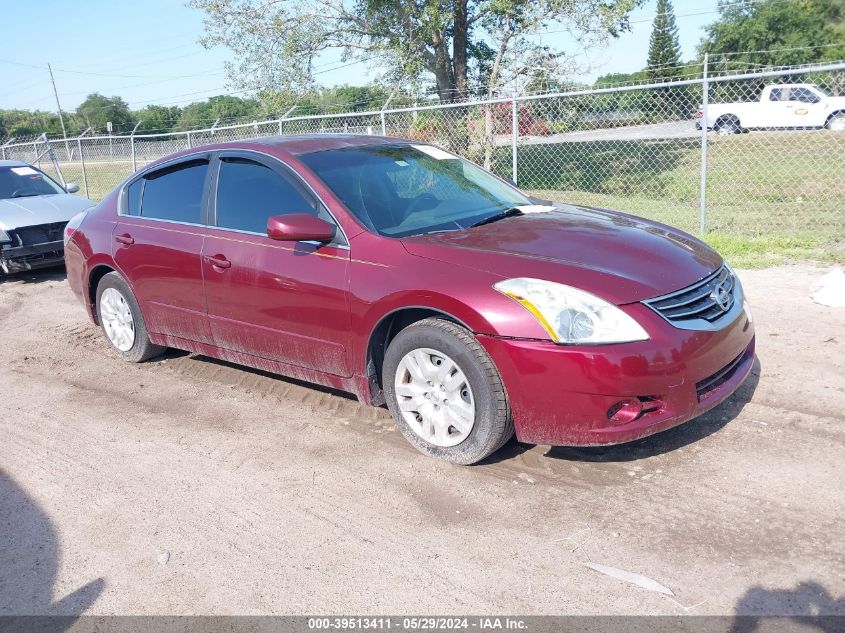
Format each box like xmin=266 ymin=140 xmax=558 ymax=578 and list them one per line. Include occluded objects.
xmin=203 ymin=254 xmax=231 ymax=269
xmin=115 ymin=233 xmax=134 ymax=246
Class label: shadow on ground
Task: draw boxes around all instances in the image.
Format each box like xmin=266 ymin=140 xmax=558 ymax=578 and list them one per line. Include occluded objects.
xmin=0 ymin=266 xmax=66 ymax=285
xmin=0 ymin=468 xmax=103 ymax=620
xmin=487 ymin=356 xmax=761 ymax=465
xmin=731 ymin=581 xmax=845 ymax=632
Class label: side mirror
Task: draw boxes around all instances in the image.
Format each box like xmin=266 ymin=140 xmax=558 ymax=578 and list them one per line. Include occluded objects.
xmin=65 ymin=182 xmax=80 ymax=193
xmin=267 ymin=213 xmax=335 ymax=242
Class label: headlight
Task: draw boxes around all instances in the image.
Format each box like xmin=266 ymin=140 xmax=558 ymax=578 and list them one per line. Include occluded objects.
xmin=494 ymin=278 xmax=649 ymax=344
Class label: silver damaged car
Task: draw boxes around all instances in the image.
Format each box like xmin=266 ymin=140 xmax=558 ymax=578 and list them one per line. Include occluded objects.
xmin=0 ymin=160 xmax=95 ymax=274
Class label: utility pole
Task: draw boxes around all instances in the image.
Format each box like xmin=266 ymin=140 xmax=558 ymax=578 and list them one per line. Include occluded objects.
xmin=47 ymin=63 xmax=71 ymax=159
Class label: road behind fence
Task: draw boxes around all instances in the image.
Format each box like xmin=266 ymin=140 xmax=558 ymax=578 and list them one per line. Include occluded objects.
xmin=3 ymin=62 xmax=844 ymax=255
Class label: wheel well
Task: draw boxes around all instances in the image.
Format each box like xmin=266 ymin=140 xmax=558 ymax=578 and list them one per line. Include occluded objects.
xmin=365 ymin=307 xmax=466 ymax=404
xmin=88 ymin=265 xmax=116 ymax=321
xmin=826 ymin=109 xmax=845 ymax=121
xmin=715 ymin=114 xmax=739 ymax=126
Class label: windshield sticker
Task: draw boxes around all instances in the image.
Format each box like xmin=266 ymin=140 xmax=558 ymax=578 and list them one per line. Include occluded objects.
xmin=516 ymin=204 xmax=556 ymax=214
xmin=11 ymin=167 xmax=38 ymax=176
xmin=412 ymin=144 xmax=457 ymax=160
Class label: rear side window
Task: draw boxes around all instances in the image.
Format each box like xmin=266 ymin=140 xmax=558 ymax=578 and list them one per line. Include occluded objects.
xmin=215 ymin=157 xmax=318 ymax=233
xmin=125 ymin=178 xmax=143 ymax=216
xmin=141 ymin=159 xmax=208 ymax=224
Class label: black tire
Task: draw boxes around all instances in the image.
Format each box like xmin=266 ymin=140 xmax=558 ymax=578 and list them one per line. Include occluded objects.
xmin=383 ymin=318 xmax=513 ymax=465
xmin=826 ymin=113 xmax=845 ymax=131
xmin=95 ymin=271 xmax=165 ymax=363
xmin=715 ymin=116 xmax=741 ymax=135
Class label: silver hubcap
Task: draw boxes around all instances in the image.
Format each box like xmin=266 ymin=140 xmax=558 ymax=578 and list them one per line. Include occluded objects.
xmin=394 ymin=348 xmax=475 ymax=447
xmin=100 ymin=287 xmax=135 ymax=352
xmin=830 ymin=116 xmax=845 ymax=132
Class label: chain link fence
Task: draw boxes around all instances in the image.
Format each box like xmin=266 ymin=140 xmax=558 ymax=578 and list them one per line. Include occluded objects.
xmin=3 ymin=62 xmax=843 ymax=248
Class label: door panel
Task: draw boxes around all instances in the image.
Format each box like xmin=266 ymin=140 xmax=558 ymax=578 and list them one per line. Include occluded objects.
xmin=112 ymin=156 xmax=212 ymax=343
xmin=201 ymin=152 xmax=353 ymax=377
xmin=202 ymin=230 xmax=352 ymax=376
xmin=113 ymin=219 xmax=212 ymax=342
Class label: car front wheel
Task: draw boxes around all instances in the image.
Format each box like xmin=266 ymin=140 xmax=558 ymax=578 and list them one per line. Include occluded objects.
xmin=96 ymin=272 xmax=165 ymax=363
xmin=383 ymin=318 xmax=513 ymax=465
xmin=827 ymin=113 xmax=845 ymax=131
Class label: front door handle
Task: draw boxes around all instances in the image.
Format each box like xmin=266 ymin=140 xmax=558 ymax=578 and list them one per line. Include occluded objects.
xmin=203 ymin=254 xmax=231 ymax=269
xmin=115 ymin=233 xmax=134 ymax=246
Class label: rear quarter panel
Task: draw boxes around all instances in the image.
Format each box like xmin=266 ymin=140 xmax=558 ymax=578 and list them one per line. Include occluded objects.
xmin=66 ymin=194 xmax=121 ymax=322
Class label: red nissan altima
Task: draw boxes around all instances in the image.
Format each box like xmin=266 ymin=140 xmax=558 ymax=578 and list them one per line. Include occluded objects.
xmin=64 ymin=135 xmax=755 ymax=464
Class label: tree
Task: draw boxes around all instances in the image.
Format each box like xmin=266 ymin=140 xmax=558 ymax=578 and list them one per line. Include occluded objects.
xmin=699 ymin=0 xmax=845 ymax=68
xmin=76 ymin=93 xmax=133 ymax=134
xmin=134 ymin=105 xmax=183 ymax=134
xmin=174 ymin=95 xmax=262 ymax=131
xmin=647 ymin=0 xmax=682 ymax=81
xmin=0 ymin=109 xmax=70 ymax=139
xmin=189 ymin=0 xmax=643 ymax=104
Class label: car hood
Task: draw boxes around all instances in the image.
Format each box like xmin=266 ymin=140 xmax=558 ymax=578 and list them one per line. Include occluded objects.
xmin=401 ymin=204 xmax=723 ymax=304
xmin=0 ymin=194 xmax=96 ymax=231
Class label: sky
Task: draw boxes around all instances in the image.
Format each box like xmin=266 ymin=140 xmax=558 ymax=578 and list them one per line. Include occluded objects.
xmin=0 ymin=0 xmax=723 ymax=113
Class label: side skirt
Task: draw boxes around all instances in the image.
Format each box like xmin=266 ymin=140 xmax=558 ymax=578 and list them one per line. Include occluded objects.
xmin=148 ymin=331 xmax=373 ymax=404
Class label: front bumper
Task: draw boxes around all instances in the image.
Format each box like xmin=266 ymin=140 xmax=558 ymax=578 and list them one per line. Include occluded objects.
xmin=479 ymin=302 xmax=755 ymax=446
xmin=0 ymin=239 xmax=65 ymax=273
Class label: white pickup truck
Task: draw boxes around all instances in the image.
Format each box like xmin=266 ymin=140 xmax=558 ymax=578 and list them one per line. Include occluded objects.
xmin=697 ymin=84 xmax=845 ymax=134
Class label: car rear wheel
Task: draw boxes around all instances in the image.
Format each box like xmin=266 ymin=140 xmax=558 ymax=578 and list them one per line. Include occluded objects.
xmin=96 ymin=272 xmax=165 ymax=363
xmin=715 ymin=117 xmax=741 ymax=135
xmin=383 ymin=318 xmax=513 ymax=465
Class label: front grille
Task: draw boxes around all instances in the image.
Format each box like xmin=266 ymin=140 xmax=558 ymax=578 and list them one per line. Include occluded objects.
xmin=696 ymin=346 xmax=751 ymax=401
xmin=644 ymin=265 xmax=735 ymax=324
xmin=11 ymin=221 xmax=68 ymax=246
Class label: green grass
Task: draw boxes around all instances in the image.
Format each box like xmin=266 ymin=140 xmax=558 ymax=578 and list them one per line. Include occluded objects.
xmin=40 ymin=131 xmax=845 ymax=268
xmin=40 ymin=159 xmax=136 ymax=202
xmin=510 ymin=130 xmax=845 ymax=266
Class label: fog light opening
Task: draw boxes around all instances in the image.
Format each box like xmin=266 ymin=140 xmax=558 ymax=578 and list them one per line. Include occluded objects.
xmin=607 ymin=399 xmax=643 ymax=424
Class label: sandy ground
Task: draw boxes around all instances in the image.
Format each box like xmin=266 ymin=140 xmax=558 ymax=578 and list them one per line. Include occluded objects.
xmin=0 ymin=264 xmax=843 ymax=617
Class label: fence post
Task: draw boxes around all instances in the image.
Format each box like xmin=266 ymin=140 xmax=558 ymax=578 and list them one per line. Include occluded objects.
xmin=77 ymin=138 xmax=89 ymax=198
xmin=187 ymin=131 xmax=192 ymax=149
xmin=381 ymin=111 xmax=387 ymax=135
xmin=511 ymin=97 xmax=518 ymax=184
xmin=699 ymin=53 xmax=709 ymax=234
xmin=130 ymin=121 xmax=141 ymax=172
xmin=33 ymin=142 xmax=38 ymax=164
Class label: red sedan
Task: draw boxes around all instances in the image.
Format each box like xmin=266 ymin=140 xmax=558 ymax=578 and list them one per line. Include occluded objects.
xmin=64 ymin=135 xmax=755 ymax=464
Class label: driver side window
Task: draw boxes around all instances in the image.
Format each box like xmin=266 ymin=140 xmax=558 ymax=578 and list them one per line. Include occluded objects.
xmin=214 ymin=157 xmax=330 ymax=234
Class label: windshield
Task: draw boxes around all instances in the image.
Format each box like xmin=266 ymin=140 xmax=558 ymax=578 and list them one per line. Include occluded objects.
xmin=0 ymin=165 xmax=65 ymax=200
xmin=299 ymin=144 xmax=531 ymax=237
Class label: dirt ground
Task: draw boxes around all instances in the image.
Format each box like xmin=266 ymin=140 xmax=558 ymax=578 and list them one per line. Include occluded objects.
xmin=0 ymin=264 xmax=843 ymax=617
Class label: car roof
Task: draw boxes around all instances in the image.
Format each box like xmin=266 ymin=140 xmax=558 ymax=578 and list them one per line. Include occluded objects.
xmin=0 ymin=160 xmax=30 ymax=167
xmin=133 ymin=134 xmax=427 ymax=175
xmin=233 ymin=134 xmax=414 ymax=156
